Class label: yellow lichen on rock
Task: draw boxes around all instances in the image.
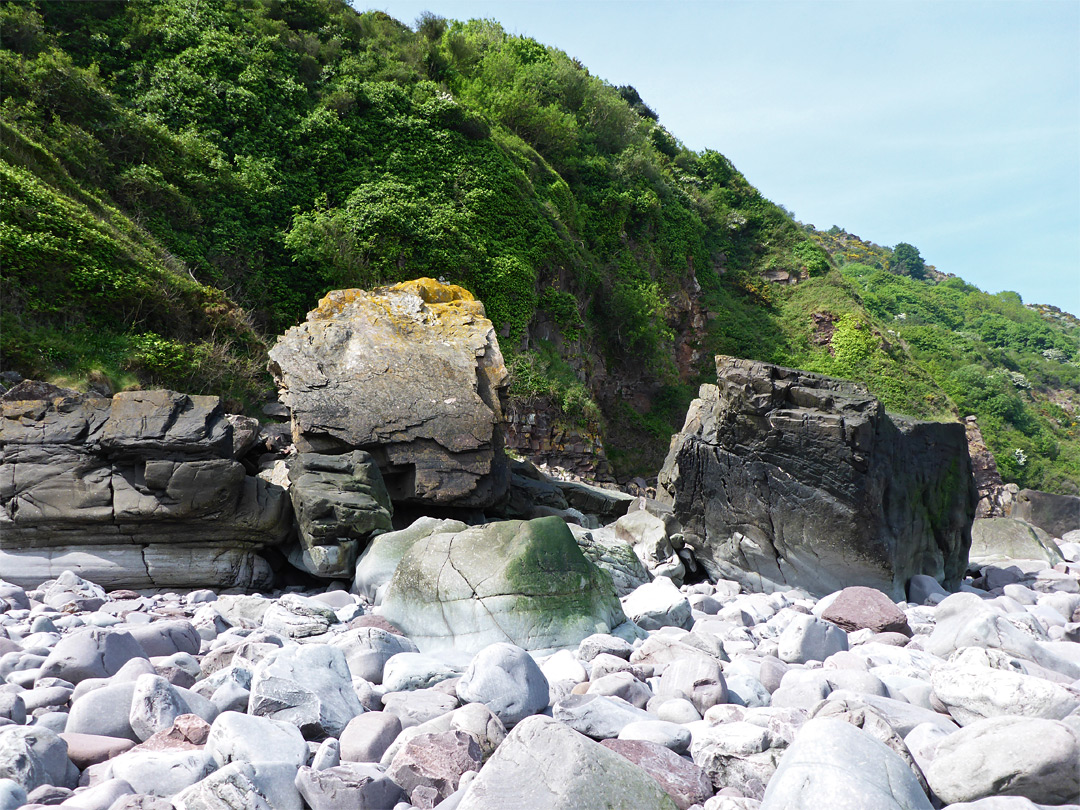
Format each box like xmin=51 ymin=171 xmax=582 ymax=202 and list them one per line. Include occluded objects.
xmin=392 ymin=277 xmax=474 ymax=304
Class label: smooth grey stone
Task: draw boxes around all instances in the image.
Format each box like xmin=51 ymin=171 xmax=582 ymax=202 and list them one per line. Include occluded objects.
xmin=294 ymin=763 xmax=405 ymax=810
xmin=27 ymin=783 xmax=72 ymax=805
xmin=926 ymin=716 xmax=1080 ymax=805
xmin=576 ymin=634 xmax=634 ymax=663
xmin=725 ymin=673 xmax=772 ymax=709
xmin=310 ymin=738 xmax=340 ymax=771
xmin=690 ymin=720 xmax=780 ymax=799
xmin=616 ymin=719 xmax=691 ymax=754
xmin=0 ymin=692 xmax=26 ymax=725
xmin=552 ymin=694 xmax=653 ymax=740
xmin=122 ymin=622 xmax=200 ymax=659
xmin=0 ymin=779 xmax=26 ymax=810
xmin=456 ymin=644 xmax=548 ymax=730
xmin=777 ymin=614 xmax=848 ymax=664
xmin=455 ymin=715 xmax=677 ymax=810
xmin=39 ymin=629 xmax=148 ymax=685
xmin=205 ymin=711 xmax=309 ymax=768
xmin=586 ymin=671 xmax=653 ymax=710
xmin=32 ymin=712 xmax=68 ymax=734
xmin=57 ymin=778 xmax=133 ymax=810
xmin=105 ymin=750 xmax=213 ymax=799
xmin=381 ymin=653 xmax=460 ymax=693
xmin=620 ymin=578 xmax=693 ymax=631
xmin=0 ymin=725 xmax=79 ymax=791
xmin=71 ymin=659 xmax=156 ymax=702
xmin=172 ymin=761 xmax=301 ymax=810
xmin=331 ymin=628 xmax=417 ymax=685
xmin=249 ymin=644 xmax=361 ymax=739
xmin=381 ymin=689 xmax=456 ymax=729
xmin=931 ymin=663 xmax=1080 ymax=726
xmin=825 ymin=690 xmax=958 ymax=737
xmin=656 ymin=654 xmax=727 ymax=714
xmin=759 ymin=717 xmax=932 ymax=809
xmin=21 ymin=686 xmax=73 ymax=713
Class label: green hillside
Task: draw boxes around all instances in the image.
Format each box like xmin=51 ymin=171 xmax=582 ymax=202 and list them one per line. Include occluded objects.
xmin=2 ymin=0 xmax=1077 ymax=493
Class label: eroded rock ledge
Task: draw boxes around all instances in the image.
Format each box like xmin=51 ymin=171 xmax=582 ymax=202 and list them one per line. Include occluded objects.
xmin=657 ymin=356 xmax=977 ymax=600
xmin=0 ymin=383 xmax=291 ymax=589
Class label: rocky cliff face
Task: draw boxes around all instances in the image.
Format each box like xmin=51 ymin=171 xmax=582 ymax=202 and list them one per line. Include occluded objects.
xmin=657 ymin=356 xmax=977 ymax=600
xmin=0 ymin=383 xmax=291 ymax=588
xmin=268 ymin=279 xmax=510 ymax=509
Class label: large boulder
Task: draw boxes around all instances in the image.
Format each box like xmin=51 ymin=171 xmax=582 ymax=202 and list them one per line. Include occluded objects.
xmin=657 ymin=357 xmax=976 ymax=600
xmin=268 ymin=279 xmax=510 ymax=508
xmin=1010 ymin=488 xmax=1080 ymax=539
xmin=0 ymin=385 xmax=291 ymax=588
xmin=969 ymin=518 xmax=1063 ymax=565
xmin=285 ymin=451 xmax=393 ymax=578
xmin=379 ymin=516 xmax=628 ymax=654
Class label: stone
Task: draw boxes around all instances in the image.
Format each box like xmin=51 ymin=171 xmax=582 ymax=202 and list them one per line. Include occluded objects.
xmin=0 ymin=726 xmax=79 ymax=792
xmin=379 ymin=517 xmax=627 ymax=654
xmin=621 ymin=577 xmax=693 ymax=631
xmin=970 ymin=518 xmax=1063 ymax=565
xmin=123 ymin=621 xmax=200 ymax=658
xmin=311 ymin=738 xmax=340 ymax=771
xmin=930 ymin=663 xmax=1080 ymax=726
xmin=601 ymin=738 xmax=712 ymax=810
xmin=39 ymin=628 xmax=148 ymax=684
xmin=353 ymin=518 xmax=467 ymax=603
xmin=261 ymin=594 xmax=339 ymax=639
xmin=657 ymin=358 xmax=976 ymax=600
xmin=568 ymin=526 xmax=651 ymax=598
xmin=577 ymin=633 xmax=634 ymax=663
xmin=57 ymin=733 xmax=134 ymax=769
xmin=586 ymin=671 xmax=652 ymax=709
xmin=332 ymin=627 xmax=418 ymax=685
xmin=777 ymin=613 xmax=848 ymax=664
xmin=456 ymin=643 xmax=549 ymax=728
xmin=656 ymin=654 xmax=728 ymax=715
xmin=294 ymin=763 xmax=405 ymax=810
xmin=249 ymin=644 xmax=362 ymax=739
xmin=617 ymin=719 xmax=691 ymax=753
xmin=381 ymin=689 xmax=456 ymax=729
xmin=820 ymin=587 xmax=911 ymax=635
xmin=171 ymin=761 xmax=301 ymax=810
xmin=0 ymin=779 xmax=26 ymax=810
xmin=614 ymin=510 xmax=684 ymax=583
xmin=0 ymin=389 xmax=290 ymax=589
xmin=267 ymin=280 xmax=511 ymax=507
xmin=552 ymin=694 xmax=653 ymax=740
xmin=205 ymin=711 xmax=309 ymax=768
xmin=387 ymin=730 xmax=482 ymax=804
xmin=339 ymin=712 xmax=402 ymax=763
xmin=133 ymin=714 xmax=211 ymax=753
xmin=456 ymin=715 xmax=678 ymax=810
xmin=0 ymin=692 xmax=25 ymax=725
xmin=381 ymin=653 xmax=460 ymax=693
xmin=690 ymin=721 xmax=781 ymax=799
xmin=286 ymin=451 xmax=394 ymax=579
xmin=760 ymin=718 xmax=932 ymax=809
xmin=926 ymin=716 xmax=1080 ymax=805
xmin=1011 ymin=489 xmax=1080 ymax=540
xmin=66 ymin=682 xmax=139 ymax=742
xmin=104 ymin=750 xmax=213 ymax=798
xmin=128 ymin=674 xmax=191 ymax=742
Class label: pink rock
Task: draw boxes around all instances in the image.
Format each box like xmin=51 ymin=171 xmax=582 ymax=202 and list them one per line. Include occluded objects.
xmin=130 ymin=713 xmax=210 ymax=753
xmin=600 ymin=738 xmax=713 ymax=810
xmin=59 ymin=732 xmax=135 ymax=769
xmin=387 ymin=730 xmax=481 ymax=803
xmin=821 ymin=586 xmax=911 ymax=635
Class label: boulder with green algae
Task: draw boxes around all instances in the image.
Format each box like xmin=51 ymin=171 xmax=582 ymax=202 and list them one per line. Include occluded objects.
xmin=969 ymin=517 xmax=1063 ymax=565
xmin=379 ymin=517 xmax=628 ymax=654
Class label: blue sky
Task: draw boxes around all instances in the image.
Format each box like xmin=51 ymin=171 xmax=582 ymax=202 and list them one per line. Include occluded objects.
xmin=365 ymin=1 xmax=1079 ymax=312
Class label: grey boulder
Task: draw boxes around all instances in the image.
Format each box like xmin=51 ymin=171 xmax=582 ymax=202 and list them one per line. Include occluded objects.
xmin=456 ymin=643 xmax=550 ymax=728
xmin=294 ymin=763 xmax=404 ymax=810
xmin=0 ymin=726 xmax=79 ymax=792
xmin=249 ymin=644 xmax=362 ymax=739
xmin=39 ymin=628 xmax=148 ymax=684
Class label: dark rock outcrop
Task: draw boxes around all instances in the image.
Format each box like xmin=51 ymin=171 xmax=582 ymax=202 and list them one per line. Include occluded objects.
xmin=657 ymin=357 xmax=976 ymax=600
xmin=286 ymin=451 xmax=393 ymax=579
xmin=0 ymin=385 xmax=291 ymax=588
xmin=268 ymin=279 xmax=510 ymax=509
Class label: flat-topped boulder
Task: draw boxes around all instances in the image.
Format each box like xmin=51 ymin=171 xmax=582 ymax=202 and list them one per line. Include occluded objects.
xmin=379 ymin=516 xmax=628 ymax=654
xmin=657 ymin=357 xmax=977 ymax=600
xmin=268 ymin=279 xmax=510 ymax=508
xmin=0 ymin=384 xmax=291 ymax=589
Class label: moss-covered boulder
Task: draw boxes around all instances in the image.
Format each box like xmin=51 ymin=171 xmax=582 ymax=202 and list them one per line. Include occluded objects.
xmin=970 ymin=517 xmax=1063 ymax=565
xmin=379 ymin=517 xmax=628 ymax=654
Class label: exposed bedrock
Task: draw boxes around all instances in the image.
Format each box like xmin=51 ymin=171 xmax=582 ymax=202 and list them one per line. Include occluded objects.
xmin=267 ymin=278 xmax=511 ymax=509
xmin=657 ymin=356 xmax=977 ymax=600
xmin=0 ymin=383 xmax=291 ymax=589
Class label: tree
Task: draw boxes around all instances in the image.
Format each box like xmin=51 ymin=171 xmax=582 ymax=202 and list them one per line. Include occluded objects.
xmin=892 ymin=242 xmax=927 ymax=279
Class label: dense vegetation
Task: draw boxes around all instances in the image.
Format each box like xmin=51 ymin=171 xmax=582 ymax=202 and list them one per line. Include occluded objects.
xmin=2 ymin=0 xmax=1076 ymax=493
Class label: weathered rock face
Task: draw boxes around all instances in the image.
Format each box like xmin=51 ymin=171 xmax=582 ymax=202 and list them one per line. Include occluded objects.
xmin=0 ymin=384 xmax=291 ymax=588
xmin=379 ymin=516 xmax=628 ymax=654
xmin=268 ymin=279 xmax=510 ymax=508
xmin=657 ymin=357 xmax=976 ymax=600
xmin=285 ymin=451 xmax=393 ymax=579
xmin=1011 ymin=488 xmax=1080 ymax=540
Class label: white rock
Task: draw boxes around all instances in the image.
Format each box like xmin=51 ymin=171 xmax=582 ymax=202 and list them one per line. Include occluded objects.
xmin=930 ymin=663 xmax=1080 ymax=726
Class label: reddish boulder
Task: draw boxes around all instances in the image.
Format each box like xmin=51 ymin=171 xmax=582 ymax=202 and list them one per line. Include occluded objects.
xmin=821 ymin=586 xmax=911 ymax=636
xmin=600 ymin=738 xmax=713 ymax=810
xmin=387 ymin=730 xmax=481 ymax=803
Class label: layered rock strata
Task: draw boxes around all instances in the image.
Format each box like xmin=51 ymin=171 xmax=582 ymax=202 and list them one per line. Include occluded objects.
xmin=268 ymin=279 xmax=510 ymax=508
xmin=0 ymin=384 xmax=290 ymax=588
xmin=657 ymin=356 xmax=977 ymax=600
